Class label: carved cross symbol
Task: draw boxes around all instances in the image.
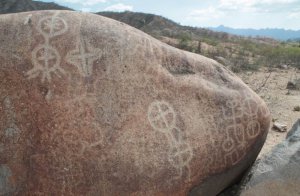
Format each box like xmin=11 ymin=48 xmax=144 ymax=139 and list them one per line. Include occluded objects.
xmin=66 ymin=38 xmax=101 ymax=77
xmin=27 ymin=45 xmax=65 ymax=83
xmin=36 ymin=47 xmax=57 ymax=67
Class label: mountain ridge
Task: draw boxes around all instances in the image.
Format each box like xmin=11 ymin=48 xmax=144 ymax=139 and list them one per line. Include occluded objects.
xmin=0 ymin=0 xmax=72 ymax=14
xmin=97 ymin=11 xmax=274 ymax=44
xmin=210 ymin=25 xmax=300 ymax=41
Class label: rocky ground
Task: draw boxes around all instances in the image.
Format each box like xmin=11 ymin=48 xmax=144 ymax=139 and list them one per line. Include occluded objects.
xmin=237 ymin=68 xmax=300 ymax=156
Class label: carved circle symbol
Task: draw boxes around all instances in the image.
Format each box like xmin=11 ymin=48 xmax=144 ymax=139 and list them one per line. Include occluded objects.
xmin=222 ymin=137 xmax=235 ymax=152
xmin=148 ymin=101 xmax=176 ymax=132
xmin=246 ymin=120 xmax=260 ymax=139
xmin=32 ymin=45 xmax=60 ymax=69
xmin=38 ymin=16 xmax=67 ymax=37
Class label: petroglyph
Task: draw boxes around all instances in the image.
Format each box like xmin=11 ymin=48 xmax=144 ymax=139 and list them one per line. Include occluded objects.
xmin=205 ymin=91 xmax=267 ymax=169
xmin=169 ymin=140 xmax=193 ymax=168
xmin=148 ymin=101 xmax=176 ymax=132
xmin=224 ymin=149 xmax=244 ymax=165
xmin=221 ymin=97 xmax=255 ymax=165
xmin=26 ymin=12 xmax=67 ymax=83
xmin=66 ymin=38 xmax=101 ymax=77
xmin=246 ymin=120 xmax=261 ymax=139
xmin=27 ymin=45 xmax=65 ymax=82
xmin=148 ymin=100 xmax=193 ymax=181
xmin=242 ymin=93 xmax=263 ymax=139
xmin=37 ymin=13 xmax=68 ymax=38
xmin=222 ymin=137 xmax=235 ymax=152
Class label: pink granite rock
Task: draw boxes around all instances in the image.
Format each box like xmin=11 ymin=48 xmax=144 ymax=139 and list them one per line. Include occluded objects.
xmin=0 ymin=11 xmax=271 ymax=195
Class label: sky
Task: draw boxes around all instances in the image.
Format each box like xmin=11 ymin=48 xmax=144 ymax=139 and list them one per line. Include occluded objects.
xmin=40 ymin=0 xmax=300 ymax=30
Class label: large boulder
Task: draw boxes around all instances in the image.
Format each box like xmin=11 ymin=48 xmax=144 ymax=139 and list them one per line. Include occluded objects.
xmin=0 ymin=11 xmax=270 ymax=195
xmin=238 ymin=119 xmax=300 ymax=196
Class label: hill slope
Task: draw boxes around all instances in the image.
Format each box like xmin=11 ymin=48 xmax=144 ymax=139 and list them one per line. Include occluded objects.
xmin=0 ymin=0 xmax=72 ymax=14
xmin=98 ymin=11 xmax=248 ymax=43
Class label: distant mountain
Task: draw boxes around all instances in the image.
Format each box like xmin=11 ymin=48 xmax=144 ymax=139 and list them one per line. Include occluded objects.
xmin=97 ymin=11 xmax=253 ymax=43
xmin=0 ymin=0 xmax=72 ymax=14
xmin=210 ymin=25 xmax=300 ymax=41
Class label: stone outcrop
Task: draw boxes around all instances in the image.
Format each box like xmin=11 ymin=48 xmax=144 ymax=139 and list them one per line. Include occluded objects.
xmin=0 ymin=11 xmax=270 ymax=195
xmin=238 ymin=119 xmax=300 ymax=196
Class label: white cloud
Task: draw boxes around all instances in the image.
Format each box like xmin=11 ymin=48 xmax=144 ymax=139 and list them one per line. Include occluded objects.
xmin=260 ymin=0 xmax=297 ymax=3
xmin=104 ymin=3 xmax=133 ymax=12
xmin=56 ymin=0 xmax=107 ymax=6
xmin=188 ymin=7 xmax=224 ymax=19
xmin=186 ymin=6 xmax=225 ymax=26
xmin=185 ymin=0 xmax=300 ymax=28
xmin=220 ymin=0 xmax=297 ymax=6
xmin=220 ymin=0 xmax=256 ymax=8
xmin=193 ymin=0 xmax=300 ymax=15
xmin=288 ymin=12 xmax=300 ymax=18
xmin=219 ymin=0 xmax=299 ymax=11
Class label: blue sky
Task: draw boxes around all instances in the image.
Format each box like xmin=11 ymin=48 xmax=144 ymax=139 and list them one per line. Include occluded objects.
xmin=40 ymin=0 xmax=300 ymax=30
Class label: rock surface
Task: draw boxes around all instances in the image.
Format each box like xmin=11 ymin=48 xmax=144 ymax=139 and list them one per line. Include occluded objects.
xmin=239 ymin=119 xmax=300 ymax=196
xmin=272 ymin=122 xmax=287 ymax=132
xmin=0 ymin=11 xmax=270 ymax=195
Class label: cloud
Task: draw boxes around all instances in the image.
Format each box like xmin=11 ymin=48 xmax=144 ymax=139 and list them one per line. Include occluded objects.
xmin=186 ymin=6 xmax=226 ymax=26
xmin=188 ymin=7 xmax=224 ymax=20
xmin=185 ymin=0 xmax=300 ymax=28
xmin=104 ymin=3 xmax=133 ymax=12
xmin=288 ymin=12 xmax=300 ymax=19
xmin=219 ymin=0 xmax=299 ymax=12
xmin=56 ymin=0 xmax=107 ymax=6
xmin=220 ymin=0 xmax=297 ymax=6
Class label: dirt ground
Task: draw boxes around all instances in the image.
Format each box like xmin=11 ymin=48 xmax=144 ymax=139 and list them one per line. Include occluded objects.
xmin=237 ymin=68 xmax=300 ymax=156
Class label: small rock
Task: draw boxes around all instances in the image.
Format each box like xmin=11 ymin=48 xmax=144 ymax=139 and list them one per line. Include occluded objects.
xmin=272 ymin=122 xmax=287 ymax=132
xmin=278 ymin=64 xmax=288 ymax=69
xmin=294 ymin=106 xmax=300 ymax=112
xmin=286 ymin=90 xmax=291 ymax=95
xmin=287 ymin=80 xmax=300 ymax=90
xmin=272 ymin=118 xmax=278 ymax=122
xmin=286 ymin=81 xmax=296 ymax=90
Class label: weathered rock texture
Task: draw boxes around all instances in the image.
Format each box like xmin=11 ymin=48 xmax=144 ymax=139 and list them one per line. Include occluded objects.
xmin=239 ymin=119 xmax=300 ymax=196
xmin=0 ymin=11 xmax=270 ymax=195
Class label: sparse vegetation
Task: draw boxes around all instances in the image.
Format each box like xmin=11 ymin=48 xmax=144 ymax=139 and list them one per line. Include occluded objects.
xmin=178 ymin=33 xmax=192 ymax=51
xmin=98 ymin=12 xmax=300 ymax=72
